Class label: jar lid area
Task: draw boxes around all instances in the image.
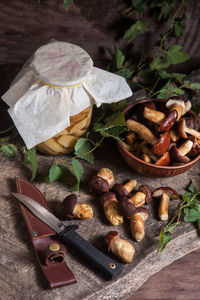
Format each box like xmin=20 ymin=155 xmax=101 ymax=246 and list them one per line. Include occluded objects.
xmin=32 ymin=41 xmax=93 ymax=87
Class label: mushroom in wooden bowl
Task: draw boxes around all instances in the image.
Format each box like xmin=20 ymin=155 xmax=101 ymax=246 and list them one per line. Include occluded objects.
xmin=117 ymin=98 xmax=200 ymax=177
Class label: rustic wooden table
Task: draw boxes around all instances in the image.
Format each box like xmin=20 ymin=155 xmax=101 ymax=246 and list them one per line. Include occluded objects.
xmin=1 ymin=1 xmax=200 ymax=299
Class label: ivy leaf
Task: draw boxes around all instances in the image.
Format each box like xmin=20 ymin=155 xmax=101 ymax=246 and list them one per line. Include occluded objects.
xmin=158 ymin=228 xmax=171 ymax=252
xmin=69 ymin=159 xmax=84 ymax=192
xmin=190 ymin=83 xmax=200 ymax=90
xmin=23 ymin=147 xmax=37 ymax=181
xmin=132 ymin=0 xmax=148 ymax=13
xmin=74 ymin=138 xmax=94 ymax=164
xmin=99 ymin=126 xmax=127 ymax=141
xmin=191 ymin=102 xmax=200 ymax=115
xmin=149 ymin=56 xmax=170 ymax=71
xmin=114 ymin=48 xmax=125 ymax=70
xmin=172 ymin=73 xmax=186 ymax=83
xmin=166 ymin=45 xmax=190 ymax=65
xmin=48 ymin=164 xmax=72 ymax=184
xmin=157 ymin=70 xmax=171 ymax=80
xmin=158 ymin=3 xmax=174 ymax=20
xmin=104 ymin=111 xmax=126 ymax=128
xmin=188 ymin=182 xmax=197 ymax=193
xmin=118 ymin=68 xmax=134 ymax=80
xmin=184 ymin=208 xmax=200 ymax=222
xmin=1 ymin=144 xmax=18 ymax=157
xmin=63 ymin=0 xmax=74 ymax=10
xmin=124 ymin=20 xmax=149 ymax=43
xmin=173 ymin=16 xmax=186 ymax=37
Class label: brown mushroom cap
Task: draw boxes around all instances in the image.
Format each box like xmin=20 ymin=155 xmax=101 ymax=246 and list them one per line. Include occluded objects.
xmin=159 ymin=110 xmax=178 ymax=132
xmin=155 ymin=152 xmax=170 ymax=166
xmin=138 ymin=185 xmax=152 ymax=204
xmin=99 ymin=192 xmax=117 ymax=206
xmin=152 ymin=187 xmax=179 ymax=199
xmin=118 ymin=196 xmax=136 ymax=218
xmin=112 ymin=183 xmax=129 ymax=200
xmin=170 ymin=145 xmax=190 ymax=163
xmin=152 ymin=131 xmax=171 ymax=157
xmin=89 ymin=175 xmax=109 ymax=195
xmin=105 ymin=231 xmax=119 ymax=252
xmin=62 ymin=194 xmax=78 ymax=219
xmin=133 ymin=207 xmax=150 ymax=221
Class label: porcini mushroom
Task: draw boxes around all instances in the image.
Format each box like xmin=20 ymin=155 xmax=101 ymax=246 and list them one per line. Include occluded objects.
xmin=129 ymin=185 xmax=152 ymax=207
xmin=187 ymin=136 xmax=200 ymax=158
xmin=177 ymin=118 xmax=200 ymax=139
xmin=155 ymin=152 xmax=171 ymax=166
xmin=89 ymin=168 xmax=114 ymax=195
xmin=143 ymin=107 xmax=166 ymax=125
xmin=126 ymin=119 xmax=157 ymax=145
xmin=62 ymin=194 xmax=93 ymax=220
xmin=159 ymin=110 xmax=178 ymax=132
xmin=166 ymin=99 xmax=186 ymax=121
xmin=170 ymin=139 xmax=193 ymax=163
xmin=152 ymin=131 xmax=171 ymax=157
xmin=152 ymin=187 xmax=179 ymax=221
xmin=112 ymin=180 xmax=137 ymax=200
xmin=105 ymin=231 xmax=135 ymax=263
xmin=99 ymin=192 xmax=123 ymax=226
xmin=130 ymin=207 xmax=150 ymax=242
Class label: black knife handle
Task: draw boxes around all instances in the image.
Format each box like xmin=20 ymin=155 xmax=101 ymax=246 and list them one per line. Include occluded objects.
xmin=58 ymin=226 xmax=125 ymax=280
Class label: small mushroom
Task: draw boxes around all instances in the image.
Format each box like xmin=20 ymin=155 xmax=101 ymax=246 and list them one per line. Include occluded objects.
xmin=143 ymin=106 xmax=166 ymax=125
xmin=62 ymin=194 xmax=93 ymax=220
xmin=170 ymin=140 xmax=193 ymax=163
xmin=118 ymin=196 xmax=136 ymax=218
xmin=152 ymin=131 xmax=171 ymax=157
xmin=112 ymin=180 xmax=137 ymax=200
xmin=152 ymin=187 xmax=179 ymax=221
xmin=130 ymin=207 xmax=150 ymax=242
xmin=89 ymin=168 xmax=114 ymax=195
xmin=105 ymin=231 xmax=135 ymax=263
xmin=99 ymin=192 xmax=123 ymax=226
xmin=177 ymin=118 xmax=200 ymax=139
xmin=129 ymin=185 xmax=152 ymax=207
xmin=126 ymin=119 xmax=157 ymax=145
xmin=166 ymin=99 xmax=185 ymax=121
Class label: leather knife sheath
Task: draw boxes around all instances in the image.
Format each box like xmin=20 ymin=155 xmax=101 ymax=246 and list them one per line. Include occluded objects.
xmin=16 ymin=177 xmax=77 ymax=288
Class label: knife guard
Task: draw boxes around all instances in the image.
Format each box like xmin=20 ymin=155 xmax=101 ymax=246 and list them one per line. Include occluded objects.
xmin=15 ymin=177 xmax=77 ymax=288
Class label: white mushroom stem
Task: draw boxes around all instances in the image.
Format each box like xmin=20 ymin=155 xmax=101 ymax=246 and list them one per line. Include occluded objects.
xmin=158 ymin=192 xmax=169 ymax=221
xmin=97 ymin=168 xmax=114 ymax=186
xmin=130 ymin=192 xmax=146 ymax=207
xmin=185 ymin=127 xmax=200 ymax=139
xmin=178 ymin=140 xmax=193 ymax=156
xmin=123 ymin=179 xmax=137 ymax=193
xmin=130 ymin=214 xmax=145 ymax=242
xmin=185 ymin=100 xmax=192 ymax=113
xmin=126 ymin=119 xmax=157 ymax=145
xmin=143 ymin=107 xmax=166 ymax=124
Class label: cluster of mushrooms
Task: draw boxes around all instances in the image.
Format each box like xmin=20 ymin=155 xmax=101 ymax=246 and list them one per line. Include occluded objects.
xmin=124 ymin=98 xmax=200 ymax=165
xmin=62 ymin=168 xmax=180 ymax=263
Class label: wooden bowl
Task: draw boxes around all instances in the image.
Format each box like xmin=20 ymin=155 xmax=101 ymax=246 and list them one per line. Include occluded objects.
xmin=117 ymin=99 xmax=200 ymax=177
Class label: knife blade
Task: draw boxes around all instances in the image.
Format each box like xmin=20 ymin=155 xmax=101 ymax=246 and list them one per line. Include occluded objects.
xmin=12 ymin=192 xmax=125 ymax=280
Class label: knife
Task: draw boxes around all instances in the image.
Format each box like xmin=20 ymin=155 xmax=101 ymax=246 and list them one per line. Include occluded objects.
xmin=12 ymin=192 xmax=125 ymax=280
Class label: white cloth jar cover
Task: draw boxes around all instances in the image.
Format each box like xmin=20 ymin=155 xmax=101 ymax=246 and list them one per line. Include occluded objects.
xmin=2 ymin=41 xmax=133 ymax=149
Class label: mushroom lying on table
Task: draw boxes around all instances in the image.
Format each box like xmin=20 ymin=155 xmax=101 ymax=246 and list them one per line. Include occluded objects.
xmin=129 ymin=184 xmax=152 ymax=207
xmin=105 ymin=231 xmax=135 ymax=263
xmin=152 ymin=187 xmax=179 ymax=221
xmin=62 ymin=194 xmax=93 ymax=220
xmin=89 ymin=168 xmax=114 ymax=195
xmin=112 ymin=180 xmax=137 ymax=200
xmin=99 ymin=192 xmax=123 ymax=226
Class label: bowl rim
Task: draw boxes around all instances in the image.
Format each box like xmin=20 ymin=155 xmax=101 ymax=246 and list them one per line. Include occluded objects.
xmin=117 ymin=98 xmax=200 ymax=170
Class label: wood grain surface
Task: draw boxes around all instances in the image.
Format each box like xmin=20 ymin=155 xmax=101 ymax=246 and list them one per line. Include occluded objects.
xmin=1 ymin=1 xmax=200 ymax=299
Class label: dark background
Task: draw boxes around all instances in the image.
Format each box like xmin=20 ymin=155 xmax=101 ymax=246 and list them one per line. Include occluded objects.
xmin=1 ymin=1 xmax=200 ymax=299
